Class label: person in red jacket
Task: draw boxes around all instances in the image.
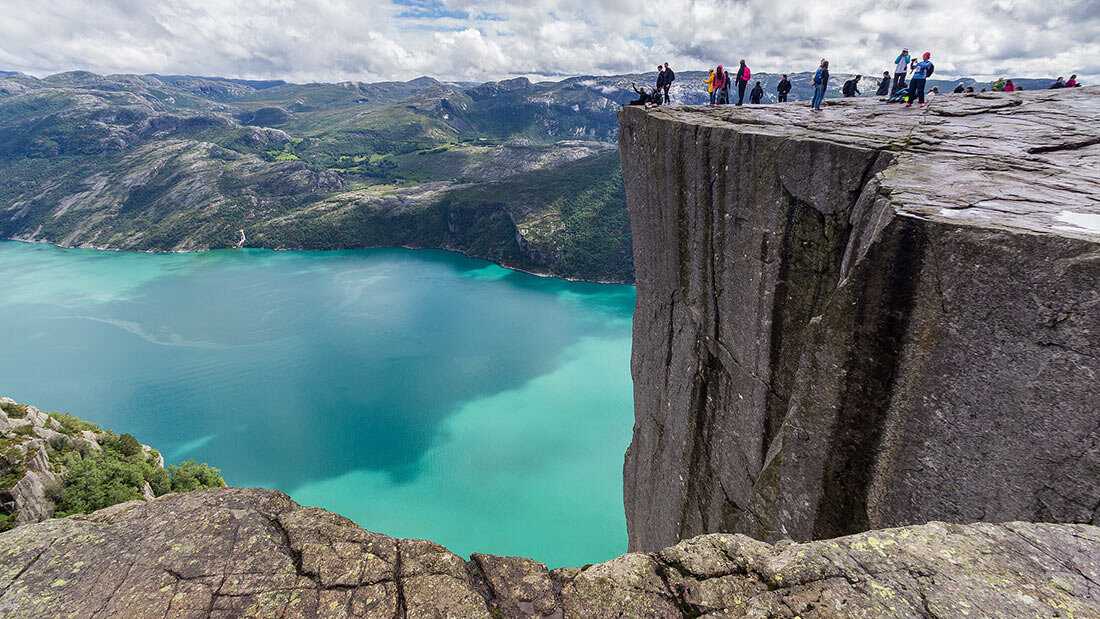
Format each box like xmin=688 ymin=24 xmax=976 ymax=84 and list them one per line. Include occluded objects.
xmin=735 ymin=60 xmax=750 ymax=105
xmin=713 ymin=64 xmax=728 ymax=104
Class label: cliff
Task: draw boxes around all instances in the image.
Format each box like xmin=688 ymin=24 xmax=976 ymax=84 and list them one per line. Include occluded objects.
xmin=1 ymin=487 xmax=1098 ymax=618
xmin=619 ymin=89 xmax=1100 ymax=551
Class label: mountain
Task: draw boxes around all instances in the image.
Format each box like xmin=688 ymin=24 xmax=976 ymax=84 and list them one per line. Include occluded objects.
xmin=0 ymin=71 xmax=634 ymax=282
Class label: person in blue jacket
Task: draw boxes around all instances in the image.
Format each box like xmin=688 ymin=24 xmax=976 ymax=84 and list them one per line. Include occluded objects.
xmin=906 ymin=52 xmax=933 ymax=108
xmin=811 ymin=60 xmax=829 ymax=111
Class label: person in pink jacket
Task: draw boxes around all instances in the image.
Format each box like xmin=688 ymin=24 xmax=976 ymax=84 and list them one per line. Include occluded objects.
xmin=735 ymin=60 xmax=751 ymax=105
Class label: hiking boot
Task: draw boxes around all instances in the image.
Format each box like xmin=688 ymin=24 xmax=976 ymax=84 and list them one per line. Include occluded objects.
xmin=919 ymin=103 xmax=925 ymax=108
xmin=905 ymin=103 xmax=912 ymax=107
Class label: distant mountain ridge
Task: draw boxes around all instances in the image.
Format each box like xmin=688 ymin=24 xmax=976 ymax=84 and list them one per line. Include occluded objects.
xmin=0 ymin=70 xmax=635 ymax=282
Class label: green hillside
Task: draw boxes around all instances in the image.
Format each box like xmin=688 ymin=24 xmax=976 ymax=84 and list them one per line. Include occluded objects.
xmin=0 ymin=71 xmax=634 ymax=282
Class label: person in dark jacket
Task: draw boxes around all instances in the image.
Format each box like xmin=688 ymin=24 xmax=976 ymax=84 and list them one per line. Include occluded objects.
xmin=776 ymin=74 xmax=791 ymax=102
xmin=811 ymin=60 xmax=829 ymax=111
xmin=661 ymin=62 xmax=675 ymax=104
xmin=628 ymin=83 xmax=655 ymax=106
xmin=735 ymin=59 xmax=750 ymax=105
xmin=842 ymin=75 xmax=862 ymax=97
xmin=1050 ymin=77 xmax=1065 ymax=89
xmin=953 ymin=83 xmax=965 ymax=93
xmin=655 ymin=65 xmax=666 ymax=92
xmin=876 ymin=71 xmax=891 ymax=96
xmin=749 ymin=81 xmax=764 ymax=104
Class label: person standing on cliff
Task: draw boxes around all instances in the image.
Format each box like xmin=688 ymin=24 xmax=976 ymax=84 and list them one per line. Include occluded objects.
xmin=661 ymin=62 xmax=675 ymax=104
xmin=777 ymin=74 xmax=792 ymax=102
xmin=655 ymin=65 xmax=667 ymax=95
xmin=811 ymin=60 xmax=829 ymax=111
xmin=735 ymin=60 xmax=751 ymax=105
xmin=703 ymin=69 xmax=717 ymax=104
xmin=906 ymin=52 xmax=933 ymax=108
xmin=713 ymin=65 xmax=728 ymax=104
xmin=893 ymin=48 xmax=910 ymax=91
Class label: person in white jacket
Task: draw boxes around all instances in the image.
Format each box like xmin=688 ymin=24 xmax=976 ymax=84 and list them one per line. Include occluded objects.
xmin=893 ymin=48 xmax=911 ymax=92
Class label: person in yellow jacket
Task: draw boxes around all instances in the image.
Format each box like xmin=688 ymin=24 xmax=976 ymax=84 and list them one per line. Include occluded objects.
xmin=703 ymin=70 xmax=716 ymax=105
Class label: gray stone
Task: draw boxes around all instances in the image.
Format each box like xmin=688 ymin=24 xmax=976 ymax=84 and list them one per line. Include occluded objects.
xmin=9 ymin=470 xmax=59 ymax=525
xmin=1 ymin=488 xmax=1096 ymax=617
xmin=619 ymin=88 xmax=1100 ymax=551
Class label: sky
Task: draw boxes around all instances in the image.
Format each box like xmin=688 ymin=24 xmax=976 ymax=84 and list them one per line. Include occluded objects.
xmin=1 ymin=0 xmax=1097 ymax=83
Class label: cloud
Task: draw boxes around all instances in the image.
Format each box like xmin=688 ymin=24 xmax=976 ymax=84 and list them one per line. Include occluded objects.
xmin=0 ymin=0 xmax=1096 ymax=83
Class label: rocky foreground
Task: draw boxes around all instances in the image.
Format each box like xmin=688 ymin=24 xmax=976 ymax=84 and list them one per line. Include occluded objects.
xmin=0 ymin=488 xmax=1096 ymax=618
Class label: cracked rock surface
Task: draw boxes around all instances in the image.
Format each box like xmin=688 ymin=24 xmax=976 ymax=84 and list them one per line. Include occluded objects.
xmin=1 ymin=487 xmax=1098 ymax=617
xmin=619 ymin=88 xmax=1100 ymax=552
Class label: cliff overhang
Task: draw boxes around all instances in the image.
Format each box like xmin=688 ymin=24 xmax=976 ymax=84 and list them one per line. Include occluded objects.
xmin=619 ymin=88 xmax=1100 ymax=551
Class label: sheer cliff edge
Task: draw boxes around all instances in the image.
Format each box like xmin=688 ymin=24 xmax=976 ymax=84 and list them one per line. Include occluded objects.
xmin=619 ymin=88 xmax=1100 ymax=552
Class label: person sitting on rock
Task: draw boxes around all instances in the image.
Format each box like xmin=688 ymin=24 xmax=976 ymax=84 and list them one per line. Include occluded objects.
xmin=991 ymin=77 xmax=1006 ymax=91
xmin=776 ymin=74 xmax=792 ymax=102
xmin=749 ymin=81 xmax=764 ymax=104
xmin=842 ymin=75 xmax=862 ymax=97
xmin=953 ymin=83 xmax=965 ymax=94
xmin=1050 ymin=77 xmax=1065 ymax=89
xmin=1065 ymin=75 xmax=1080 ymax=87
xmin=966 ymin=86 xmax=975 ymax=93
xmin=1004 ymin=80 xmax=1016 ymax=92
xmin=628 ymin=83 xmax=654 ymax=106
xmin=877 ymin=72 xmax=892 ymax=96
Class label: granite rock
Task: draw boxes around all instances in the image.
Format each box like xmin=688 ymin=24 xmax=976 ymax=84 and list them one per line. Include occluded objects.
xmin=619 ymin=88 xmax=1100 ymax=550
xmin=1 ymin=487 xmax=1097 ymax=617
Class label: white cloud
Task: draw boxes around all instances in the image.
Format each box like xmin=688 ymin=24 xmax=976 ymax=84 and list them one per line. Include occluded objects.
xmin=0 ymin=0 xmax=1096 ymax=83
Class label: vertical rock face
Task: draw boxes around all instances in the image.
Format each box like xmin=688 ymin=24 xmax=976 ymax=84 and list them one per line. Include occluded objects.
xmin=619 ymin=90 xmax=1100 ymax=551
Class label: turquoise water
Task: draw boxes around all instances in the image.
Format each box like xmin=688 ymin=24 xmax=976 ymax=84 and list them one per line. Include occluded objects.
xmin=0 ymin=240 xmax=636 ymax=568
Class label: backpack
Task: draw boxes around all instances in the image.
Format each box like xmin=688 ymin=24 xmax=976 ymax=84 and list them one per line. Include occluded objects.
xmin=742 ymin=67 xmax=751 ymax=81
xmin=843 ymin=79 xmax=855 ymax=96
xmin=926 ymin=63 xmax=935 ymax=77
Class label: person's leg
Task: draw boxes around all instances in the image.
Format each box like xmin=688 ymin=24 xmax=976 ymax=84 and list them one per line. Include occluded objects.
xmin=914 ymin=79 xmax=925 ymax=104
xmin=664 ymin=86 xmax=670 ymax=104
xmin=710 ymin=90 xmax=715 ymax=104
xmin=737 ymin=82 xmax=746 ymax=104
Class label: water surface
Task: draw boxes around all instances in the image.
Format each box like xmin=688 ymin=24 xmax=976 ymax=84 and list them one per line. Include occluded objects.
xmin=0 ymin=241 xmax=635 ymax=567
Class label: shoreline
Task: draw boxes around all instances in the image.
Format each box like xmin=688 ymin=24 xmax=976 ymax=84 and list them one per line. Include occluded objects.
xmin=0 ymin=236 xmax=635 ymax=286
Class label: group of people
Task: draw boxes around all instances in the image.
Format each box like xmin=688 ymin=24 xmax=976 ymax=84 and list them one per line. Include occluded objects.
xmin=702 ymin=60 xmax=754 ymax=105
xmin=628 ymin=53 xmax=1084 ymax=110
xmin=875 ymin=49 xmax=937 ymax=108
xmin=628 ymin=62 xmax=675 ymax=106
